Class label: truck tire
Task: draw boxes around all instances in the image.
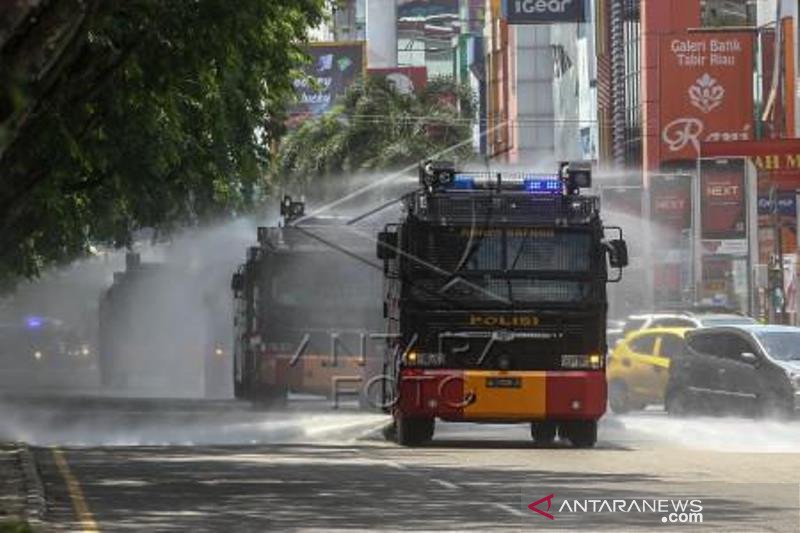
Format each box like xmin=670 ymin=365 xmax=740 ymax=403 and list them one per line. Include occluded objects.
xmin=530 ymin=422 xmax=557 ymax=445
xmin=233 ymin=354 xmax=244 ymax=399
xmin=562 ymin=420 xmax=597 ymax=448
xmin=249 ymin=385 xmax=288 ymax=410
xmin=382 ymin=421 xmax=397 ymax=442
xmin=395 ymin=416 xmax=434 ymax=446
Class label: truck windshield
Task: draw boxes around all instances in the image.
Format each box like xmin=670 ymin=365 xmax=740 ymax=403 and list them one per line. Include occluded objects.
xmin=268 ymin=253 xmax=380 ymax=309
xmin=410 ymin=228 xmax=595 ymax=304
xmin=417 ymin=227 xmax=592 ymax=273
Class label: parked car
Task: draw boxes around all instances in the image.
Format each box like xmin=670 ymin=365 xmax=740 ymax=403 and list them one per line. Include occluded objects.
xmin=607 ymin=327 xmax=691 ymax=413
xmin=665 ymin=325 xmax=800 ymax=418
xmin=620 ymin=312 xmax=756 ymax=336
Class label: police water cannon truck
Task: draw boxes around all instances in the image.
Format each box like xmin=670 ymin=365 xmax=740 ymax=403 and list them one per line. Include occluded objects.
xmin=376 ymin=161 xmax=628 ymax=447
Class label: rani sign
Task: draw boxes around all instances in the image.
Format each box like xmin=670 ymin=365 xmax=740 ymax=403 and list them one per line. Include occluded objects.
xmin=659 ymin=32 xmax=754 ymax=162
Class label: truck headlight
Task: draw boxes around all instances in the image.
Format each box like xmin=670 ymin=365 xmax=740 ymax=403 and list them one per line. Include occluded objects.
xmin=561 ymin=354 xmax=603 ymax=370
xmin=789 ymin=371 xmax=800 ymax=390
xmin=404 ymin=351 xmax=445 ymax=367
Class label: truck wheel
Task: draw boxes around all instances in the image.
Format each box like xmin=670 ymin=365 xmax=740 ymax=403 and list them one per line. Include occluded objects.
xmin=421 ymin=418 xmax=435 ymax=441
xmin=530 ymin=422 xmax=557 ymax=445
xmin=250 ymin=386 xmax=288 ymax=410
xmin=382 ymin=421 xmax=397 ymax=442
xmin=608 ymin=381 xmax=631 ymax=414
xmin=233 ymin=375 xmax=244 ymax=399
xmin=396 ymin=416 xmax=434 ymax=446
xmin=562 ymin=421 xmax=597 ymax=448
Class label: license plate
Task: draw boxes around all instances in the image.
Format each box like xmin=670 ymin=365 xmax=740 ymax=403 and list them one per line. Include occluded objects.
xmin=486 ymin=377 xmax=521 ymax=389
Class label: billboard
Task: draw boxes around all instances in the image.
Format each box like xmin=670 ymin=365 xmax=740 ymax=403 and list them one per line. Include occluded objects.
xmin=659 ymin=32 xmax=754 ymax=162
xmin=289 ymin=42 xmax=365 ymax=126
xmin=503 ymin=0 xmax=585 ymax=24
xmin=701 ymin=140 xmax=800 ymax=256
xmin=700 ymin=159 xmax=746 ymax=241
xmin=650 ymin=174 xmax=693 ymax=304
xmin=649 ymin=174 xmax=692 ymax=249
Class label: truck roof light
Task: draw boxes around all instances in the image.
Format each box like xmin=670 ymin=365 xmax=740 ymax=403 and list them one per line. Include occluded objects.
xmin=452 ymin=174 xmax=476 ymax=189
xmin=25 ymin=316 xmax=43 ymax=329
xmin=523 ymin=176 xmax=563 ymax=195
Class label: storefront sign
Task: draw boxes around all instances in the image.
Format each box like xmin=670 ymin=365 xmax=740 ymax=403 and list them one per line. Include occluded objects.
xmin=659 ymin=32 xmax=754 ymax=162
xmin=289 ymin=42 xmax=365 ymax=126
xmin=503 ymin=0 xmax=585 ymax=24
xmin=700 ymin=159 xmax=747 ymax=240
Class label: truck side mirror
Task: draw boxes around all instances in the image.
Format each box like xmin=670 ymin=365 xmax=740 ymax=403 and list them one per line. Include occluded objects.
xmin=607 ymin=239 xmax=628 ymax=269
xmin=377 ymin=231 xmax=398 ymax=261
xmin=231 ymin=272 xmax=244 ymax=293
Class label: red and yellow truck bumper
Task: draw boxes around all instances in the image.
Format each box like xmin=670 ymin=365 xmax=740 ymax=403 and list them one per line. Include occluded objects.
xmin=396 ymin=369 xmax=606 ymax=422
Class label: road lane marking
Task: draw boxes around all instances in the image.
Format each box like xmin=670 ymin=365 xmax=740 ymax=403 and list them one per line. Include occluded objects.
xmin=385 ymin=460 xmax=408 ymax=470
xmin=492 ymin=502 xmax=527 ymax=518
xmin=430 ymin=478 xmax=459 ymax=490
xmin=52 ymin=448 xmax=99 ymax=533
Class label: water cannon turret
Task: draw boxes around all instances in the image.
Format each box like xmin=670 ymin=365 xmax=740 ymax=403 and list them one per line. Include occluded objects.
xmin=419 ymin=160 xmax=456 ymax=191
xmin=280 ymin=195 xmax=305 ymax=224
xmin=560 ymin=161 xmax=592 ymax=195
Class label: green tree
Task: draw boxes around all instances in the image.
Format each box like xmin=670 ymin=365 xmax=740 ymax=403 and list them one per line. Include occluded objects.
xmin=0 ymin=0 xmax=326 ymax=283
xmin=272 ymin=75 xmax=476 ymax=189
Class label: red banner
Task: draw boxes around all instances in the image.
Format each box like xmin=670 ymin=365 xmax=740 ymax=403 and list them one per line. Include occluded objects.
xmin=650 ymin=174 xmax=692 ymax=247
xmin=700 ymin=159 xmax=746 ymax=240
xmin=659 ymin=32 xmax=754 ymax=163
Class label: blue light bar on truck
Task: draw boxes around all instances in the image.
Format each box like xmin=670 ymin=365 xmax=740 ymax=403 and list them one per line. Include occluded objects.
xmin=448 ymin=173 xmax=564 ymax=193
xmin=452 ymin=173 xmax=477 ymax=189
xmin=523 ymin=175 xmax=563 ymax=194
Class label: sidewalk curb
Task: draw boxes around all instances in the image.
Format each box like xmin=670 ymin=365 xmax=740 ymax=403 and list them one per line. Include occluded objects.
xmin=16 ymin=443 xmax=46 ymax=530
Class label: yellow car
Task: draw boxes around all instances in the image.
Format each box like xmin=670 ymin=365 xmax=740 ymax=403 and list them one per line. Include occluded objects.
xmin=607 ymin=327 xmax=691 ymax=413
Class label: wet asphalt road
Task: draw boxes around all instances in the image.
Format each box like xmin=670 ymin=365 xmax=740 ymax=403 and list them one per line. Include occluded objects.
xmin=3 ymin=396 xmax=800 ymax=532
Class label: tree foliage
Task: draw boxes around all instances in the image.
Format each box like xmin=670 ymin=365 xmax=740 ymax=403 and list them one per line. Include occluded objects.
xmin=0 ymin=0 xmax=326 ymax=283
xmin=272 ymin=76 xmax=476 ymax=189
